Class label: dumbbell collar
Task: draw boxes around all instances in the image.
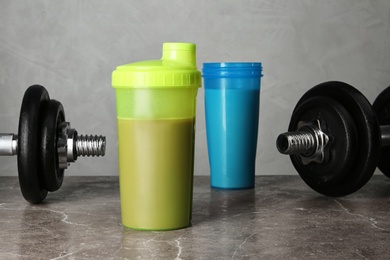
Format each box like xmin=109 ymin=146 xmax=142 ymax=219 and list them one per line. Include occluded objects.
xmin=0 ymin=134 xmax=18 ymax=156
xmin=277 ymin=119 xmax=329 ymax=165
xmin=57 ymin=122 xmax=78 ymax=169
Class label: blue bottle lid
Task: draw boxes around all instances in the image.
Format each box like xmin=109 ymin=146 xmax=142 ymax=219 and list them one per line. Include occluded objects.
xmin=202 ymin=62 xmax=262 ymax=78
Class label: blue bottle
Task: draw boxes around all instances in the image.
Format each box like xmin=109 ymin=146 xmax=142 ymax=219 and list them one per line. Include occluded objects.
xmin=202 ymin=62 xmax=263 ymax=189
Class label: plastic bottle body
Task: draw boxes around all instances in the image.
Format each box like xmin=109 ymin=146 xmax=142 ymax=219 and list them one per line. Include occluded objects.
xmin=203 ymin=63 xmax=262 ymax=189
xmin=112 ymin=43 xmax=200 ymax=230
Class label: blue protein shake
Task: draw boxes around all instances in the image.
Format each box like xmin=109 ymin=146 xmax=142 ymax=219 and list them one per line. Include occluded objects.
xmin=202 ymin=63 xmax=263 ymax=189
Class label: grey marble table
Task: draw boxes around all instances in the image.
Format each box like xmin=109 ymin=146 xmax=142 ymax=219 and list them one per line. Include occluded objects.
xmin=1 ymin=176 xmax=390 ymax=259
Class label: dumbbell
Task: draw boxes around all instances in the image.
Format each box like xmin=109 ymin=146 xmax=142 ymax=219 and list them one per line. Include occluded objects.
xmin=276 ymin=81 xmax=390 ymax=197
xmin=0 ymin=85 xmax=106 ymax=204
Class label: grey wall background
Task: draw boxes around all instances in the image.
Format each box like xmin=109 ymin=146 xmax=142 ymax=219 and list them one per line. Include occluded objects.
xmin=1 ymin=0 xmax=390 ymax=176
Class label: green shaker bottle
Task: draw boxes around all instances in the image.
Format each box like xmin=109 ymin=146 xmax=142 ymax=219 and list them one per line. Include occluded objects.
xmin=112 ymin=43 xmax=201 ymax=230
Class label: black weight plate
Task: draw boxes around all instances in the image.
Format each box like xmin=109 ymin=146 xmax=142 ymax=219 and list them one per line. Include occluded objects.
xmin=289 ymin=81 xmax=381 ymax=196
xmin=40 ymin=99 xmax=65 ymax=192
xmin=18 ymin=85 xmax=49 ymax=203
xmin=289 ymin=96 xmax=358 ymax=187
xmin=372 ymin=86 xmax=390 ymax=178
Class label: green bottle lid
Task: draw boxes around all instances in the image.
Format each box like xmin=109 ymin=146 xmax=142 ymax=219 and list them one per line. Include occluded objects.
xmin=112 ymin=42 xmax=201 ymax=88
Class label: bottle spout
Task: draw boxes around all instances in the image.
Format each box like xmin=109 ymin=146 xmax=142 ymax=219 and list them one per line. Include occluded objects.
xmin=161 ymin=42 xmax=196 ymax=68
